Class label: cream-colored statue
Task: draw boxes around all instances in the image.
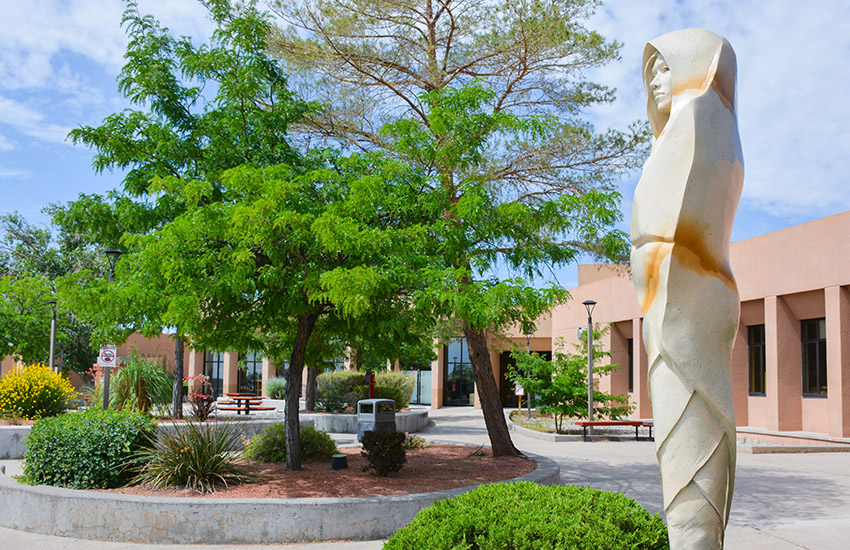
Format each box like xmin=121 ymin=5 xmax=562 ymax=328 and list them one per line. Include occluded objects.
xmin=630 ymin=29 xmax=743 ymax=549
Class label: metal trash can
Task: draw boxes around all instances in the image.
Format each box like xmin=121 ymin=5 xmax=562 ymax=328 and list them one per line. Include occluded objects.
xmin=356 ymin=398 xmax=396 ymax=442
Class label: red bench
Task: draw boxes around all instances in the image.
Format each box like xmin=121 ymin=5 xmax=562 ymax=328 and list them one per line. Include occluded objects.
xmin=574 ymin=420 xmax=654 ymax=441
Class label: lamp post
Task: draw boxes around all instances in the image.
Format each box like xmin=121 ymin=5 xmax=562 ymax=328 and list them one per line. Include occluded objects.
xmin=102 ymin=249 xmax=123 ymax=410
xmin=583 ymin=299 xmax=597 ymax=439
xmin=46 ymin=299 xmax=57 ymax=373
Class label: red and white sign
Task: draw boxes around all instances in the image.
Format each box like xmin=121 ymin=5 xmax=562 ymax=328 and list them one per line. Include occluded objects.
xmin=514 ymin=383 xmax=525 ymax=396
xmin=98 ymin=345 xmax=118 ymax=368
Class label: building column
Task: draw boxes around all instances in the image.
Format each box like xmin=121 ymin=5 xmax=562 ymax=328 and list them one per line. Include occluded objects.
xmin=261 ymin=357 xmax=276 ymax=397
xmin=825 ymin=285 xmax=850 ymax=438
xmin=605 ymin=323 xmax=629 ymax=399
xmin=765 ymin=295 xmax=802 ymax=431
xmin=632 ymin=317 xmax=652 ymax=418
xmin=186 ymin=350 xmax=205 ymax=395
xmin=222 ymin=352 xmax=239 ymax=394
xmin=731 ymin=322 xmax=750 ymax=426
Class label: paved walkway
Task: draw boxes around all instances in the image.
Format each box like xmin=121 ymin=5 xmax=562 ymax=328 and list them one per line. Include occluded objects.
xmin=3 ymin=407 xmax=850 ymax=549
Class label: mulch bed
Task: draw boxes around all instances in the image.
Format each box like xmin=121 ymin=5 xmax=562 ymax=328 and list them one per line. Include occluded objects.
xmin=98 ymin=444 xmax=536 ymax=498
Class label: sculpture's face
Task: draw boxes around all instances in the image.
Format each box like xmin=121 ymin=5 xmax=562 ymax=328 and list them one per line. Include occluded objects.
xmin=649 ymin=55 xmax=673 ymax=114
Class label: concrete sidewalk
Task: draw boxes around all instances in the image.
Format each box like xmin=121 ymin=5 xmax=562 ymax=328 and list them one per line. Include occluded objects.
xmin=3 ymin=407 xmax=850 ymax=549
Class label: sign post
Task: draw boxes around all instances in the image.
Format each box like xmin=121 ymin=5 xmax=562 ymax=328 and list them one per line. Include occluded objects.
xmin=515 ymin=382 xmax=525 ymax=412
xmin=98 ymin=345 xmax=118 ymax=410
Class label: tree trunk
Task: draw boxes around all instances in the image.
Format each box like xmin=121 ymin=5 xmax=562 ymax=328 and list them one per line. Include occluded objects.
xmin=172 ymin=334 xmax=184 ymax=420
xmin=305 ymin=365 xmax=318 ymax=411
xmin=285 ymin=312 xmax=319 ymax=470
xmin=463 ymin=322 xmax=521 ymax=457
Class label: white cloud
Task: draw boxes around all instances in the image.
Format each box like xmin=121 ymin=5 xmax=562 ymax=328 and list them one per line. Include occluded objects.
xmin=0 ymin=167 xmax=30 ymax=179
xmin=0 ymin=135 xmax=15 ymax=151
xmin=0 ymin=96 xmax=72 ymax=144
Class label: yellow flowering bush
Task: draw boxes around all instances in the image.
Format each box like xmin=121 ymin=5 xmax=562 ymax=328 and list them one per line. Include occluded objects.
xmin=0 ymin=364 xmax=77 ymax=419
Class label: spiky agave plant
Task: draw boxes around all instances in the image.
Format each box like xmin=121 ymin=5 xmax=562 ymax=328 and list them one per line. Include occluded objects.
xmin=132 ymin=420 xmax=250 ymax=493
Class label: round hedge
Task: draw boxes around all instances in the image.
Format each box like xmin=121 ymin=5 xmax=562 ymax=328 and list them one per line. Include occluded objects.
xmin=384 ymin=481 xmax=669 ymax=550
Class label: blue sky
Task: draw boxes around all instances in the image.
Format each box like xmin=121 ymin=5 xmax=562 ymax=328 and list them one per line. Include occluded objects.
xmin=1 ymin=0 xmax=849 ymax=288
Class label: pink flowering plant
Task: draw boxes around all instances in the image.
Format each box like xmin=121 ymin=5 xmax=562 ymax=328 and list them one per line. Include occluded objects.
xmin=184 ymin=375 xmax=216 ymax=421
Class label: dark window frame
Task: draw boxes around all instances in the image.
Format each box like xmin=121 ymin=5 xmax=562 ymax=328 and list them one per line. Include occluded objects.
xmin=747 ymin=324 xmax=766 ymax=396
xmin=801 ymin=318 xmax=828 ymax=398
xmin=203 ymin=351 xmax=224 ymax=398
xmin=627 ymin=338 xmax=634 ymax=393
xmin=443 ymin=338 xmax=474 ymax=406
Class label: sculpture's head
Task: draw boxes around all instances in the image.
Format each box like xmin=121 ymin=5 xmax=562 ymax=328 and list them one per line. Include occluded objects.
xmin=643 ymin=28 xmax=737 ymax=137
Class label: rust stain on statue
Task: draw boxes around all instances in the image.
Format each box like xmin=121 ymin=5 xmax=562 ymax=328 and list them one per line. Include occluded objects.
xmin=640 ymin=242 xmax=673 ymax=314
xmin=672 ymin=221 xmax=736 ymax=289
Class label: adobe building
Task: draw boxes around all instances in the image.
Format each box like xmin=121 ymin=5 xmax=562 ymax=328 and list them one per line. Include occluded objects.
xmin=430 ymin=211 xmax=850 ymax=441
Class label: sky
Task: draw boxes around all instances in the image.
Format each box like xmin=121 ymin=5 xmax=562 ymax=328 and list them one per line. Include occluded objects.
xmin=1 ymin=0 xmax=849 ymax=289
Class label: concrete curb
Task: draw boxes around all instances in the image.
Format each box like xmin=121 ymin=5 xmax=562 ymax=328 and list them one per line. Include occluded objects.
xmin=0 ymin=450 xmax=558 ymax=544
xmin=737 ymin=444 xmax=850 ymax=454
xmin=505 ymin=413 xmax=649 ymax=443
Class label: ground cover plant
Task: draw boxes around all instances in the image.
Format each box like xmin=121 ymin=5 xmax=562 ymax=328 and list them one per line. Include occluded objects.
xmin=383 ymin=481 xmax=669 ymax=549
xmin=22 ymin=408 xmax=156 ymax=489
xmin=361 ymin=430 xmax=406 ymax=476
xmin=0 ymin=363 xmax=77 ymax=419
xmin=132 ymin=420 xmax=248 ymax=493
xmin=243 ymin=423 xmax=337 ymax=463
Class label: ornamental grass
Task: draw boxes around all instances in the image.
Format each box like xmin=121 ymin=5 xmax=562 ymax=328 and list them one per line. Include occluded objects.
xmin=131 ymin=420 xmax=250 ymax=494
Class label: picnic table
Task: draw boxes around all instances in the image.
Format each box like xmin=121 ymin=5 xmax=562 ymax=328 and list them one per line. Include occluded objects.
xmin=217 ymin=393 xmax=276 ymax=415
xmin=574 ymin=420 xmax=654 ymax=441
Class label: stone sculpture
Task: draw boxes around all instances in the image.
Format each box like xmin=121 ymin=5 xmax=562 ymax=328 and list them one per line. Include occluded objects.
xmin=630 ymin=29 xmax=743 ymax=549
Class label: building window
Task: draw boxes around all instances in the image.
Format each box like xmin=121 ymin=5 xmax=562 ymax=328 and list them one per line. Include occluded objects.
xmin=238 ymin=352 xmax=263 ymax=395
xmin=748 ymin=325 xmax=766 ymax=395
xmin=801 ymin=318 xmax=827 ymax=397
xmin=627 ymin=338 xmax=634 ymax=393
xmin=203 ymin=351 xmax=224 ymax=398
xmin=444 ymin=338 xmax=474 ymax=406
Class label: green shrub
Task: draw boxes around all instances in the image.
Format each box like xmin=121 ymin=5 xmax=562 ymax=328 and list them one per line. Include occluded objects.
xmin=132 ymin=420 xmax=249 ymax=494
xmin=0 ymin=364 xmax=77 ymax=419
xmin=244 ymin=422 xmax=287 ymax=462
xmin=22 ymin=408 xmax=156 ymax=489
xmin=265 ymin=377 xmax=286 ymax=399
xmin=361 ymin=430 xmax=406 ymax=476
xmin=354 ymin=384 xmax=405 ymax=411
xmin=243 ymin=423 xmax=337 ymax=463
xmin=374 ymin=372 xmax=415 ymax=408
xmin=316 ymin=371 xmax=364 ymax=412
xmin=383 ymin=482 xmax=669 ymax=550
xmin=300 ymin=425 xmax=338 ymax=460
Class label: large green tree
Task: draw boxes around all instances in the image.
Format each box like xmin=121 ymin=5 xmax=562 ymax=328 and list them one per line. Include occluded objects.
xmin=53 ymin=0 xmax=309 ymax=418
xmin=269 ymin=0 xmax=647 ymax=456
xmin=121 ymin=154 xmax=431 ymax=469
xmin=0 ymin=212 xmax=103 ymax=373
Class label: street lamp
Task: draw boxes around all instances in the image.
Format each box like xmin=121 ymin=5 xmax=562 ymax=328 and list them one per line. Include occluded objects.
xmin=583 ymin=299 xmax=597 ymax=439
xmin=45 ymin=300 xmax=57 ymax=373
xmin=102 ymin=249 xmax=123 ymax=410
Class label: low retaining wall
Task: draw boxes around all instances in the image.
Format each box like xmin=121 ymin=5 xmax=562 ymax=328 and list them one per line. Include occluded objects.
xmin=0 ymin=409 xmax=428 ymax=460
xmin=0 ymin=451 xmax=558 ymax=544
xmin=302 ymin=409 xmax=428 ymax=435
xmin=0 ymin=426 xmax=28 ymax=460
